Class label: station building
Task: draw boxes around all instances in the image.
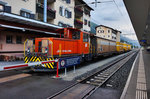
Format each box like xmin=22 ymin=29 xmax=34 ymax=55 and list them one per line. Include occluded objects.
xmin=95 ymin=25 xmax=121 ymax=42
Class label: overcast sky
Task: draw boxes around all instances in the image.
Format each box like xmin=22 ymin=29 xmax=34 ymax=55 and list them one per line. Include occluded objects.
xmin=84 ymin=0 xmax=138 ymax=40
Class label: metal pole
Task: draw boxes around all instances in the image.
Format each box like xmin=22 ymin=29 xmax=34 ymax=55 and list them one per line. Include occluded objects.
xmin=65 ymin=68 xmax=67 ymax=76
xmin=73 ymin=65 xmax=76 ymax=73
xmin=44 ymin=0 xmax=47 ymax=22
xmin=56 ymin=60 xmax=60 ymax=78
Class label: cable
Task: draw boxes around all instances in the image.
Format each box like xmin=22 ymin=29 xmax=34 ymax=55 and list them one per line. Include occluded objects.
xmin=112 ymin=0 xmax=134 ymax=34
xmin=112 ymin=0 xmax=123 ymax=16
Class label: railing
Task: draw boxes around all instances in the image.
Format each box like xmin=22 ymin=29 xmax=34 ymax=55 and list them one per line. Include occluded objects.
xmin=47 ymin=0 xmax=56 ymax=3
xmin=75 ymin=7 xmax=83 ymax=17
xmin=74 ymin=19 xmax=83 ymax=24
xmin=74 ymin=19 xmax=83 ymax=29
xmin=84 ymin=9 xmax=90 ymax=16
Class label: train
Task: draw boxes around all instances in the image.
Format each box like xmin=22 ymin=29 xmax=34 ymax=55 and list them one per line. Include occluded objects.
xmin=24 ymin=28 xmax=131 ymax=71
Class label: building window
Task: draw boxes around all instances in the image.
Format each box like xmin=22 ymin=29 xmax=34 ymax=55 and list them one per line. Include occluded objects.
xmin=20 ymin=11 xmax=31 ymax=18
xmin=0 ymin=4 xmax=4 ymax=11
xmin=112 ymin=36 xmax=114 ymax=39
xmin=72 ymin=31 xmax=80 ymax=40
xmin=108 ymin=35 xmax=110 ymax=37
xmin=98 ymin=30 xmax=104 ymax=33
xmin=65 ymin=9 xmax=68 ymax=18
xmin=58 ymin=22 xmax=64 ymax=27
xmin=65 ymin=9 xmax=71 ymax=18
xmin=84 ymin=19 xmax=87 ymax=25
xmin=6 ymin=35 xmax=13 ymax=43
xmin=59 ymin=6 xmax=63 ymax=16
xmin=108 ymin=30 xmax=110 ymax=33
xmin=68 ymin=11 xmax=72 ymax=18
xmin=88 ymin=21 xmax=90 ymax=27
xmin=16 ymin=36 xmax=22 ymax=44
xmin=83 ymin=33 xmax=89 ymax=42
xmin=99 ymin=30 xmax=104 ymax=33
xmin=66 ymin=0 xmax=71 ymax=4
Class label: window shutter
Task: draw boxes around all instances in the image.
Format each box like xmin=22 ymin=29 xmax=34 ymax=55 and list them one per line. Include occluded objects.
xmin=65 ymin=9 xmax=68 ymax=18
xmin=69 ymin=11 xmax=72 ymax=18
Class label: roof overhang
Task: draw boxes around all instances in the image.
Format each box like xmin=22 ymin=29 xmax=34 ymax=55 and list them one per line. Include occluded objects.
xmin=0 ymin=24 xmax=60 ymax=35
xmin=0 ymin=12 xmax=62 ymax=30
xmin=81 ymin=0 xmax=94 ymax=11
xmin=0 ymin=12 xmax=63 ymax=35
xmin=123 ymin=0 xmax=150 ymax=46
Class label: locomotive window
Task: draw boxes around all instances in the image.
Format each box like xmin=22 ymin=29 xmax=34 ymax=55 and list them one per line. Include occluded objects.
xmin=72 ymin=31 xmax=80 ymax=39
xmin=38 ymin=41 xmax=42 ymax=52
xmin=83 ymin=33 xmax=89 ymax=42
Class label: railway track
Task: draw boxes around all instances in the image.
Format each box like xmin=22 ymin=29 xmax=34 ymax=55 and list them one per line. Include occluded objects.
xmin=47 ymin=50 xmax=138 ymax=99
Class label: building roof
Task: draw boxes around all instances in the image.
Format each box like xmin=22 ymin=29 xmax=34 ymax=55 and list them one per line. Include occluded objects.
xmin=95 ymin=25 xmax=122 ymax=33
xmin=80 ymin=0 xmax=94 ymax=11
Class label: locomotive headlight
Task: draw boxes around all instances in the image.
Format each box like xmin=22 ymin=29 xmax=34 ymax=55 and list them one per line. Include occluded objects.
xmin=45 ymin=47 xmax=48 ymax=53
xmin=27 ymin=48 xmax=30 ymax=53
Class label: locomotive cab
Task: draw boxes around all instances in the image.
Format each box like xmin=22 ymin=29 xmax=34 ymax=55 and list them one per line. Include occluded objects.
xmin=57 ymin=28 xmax=90 ymax=56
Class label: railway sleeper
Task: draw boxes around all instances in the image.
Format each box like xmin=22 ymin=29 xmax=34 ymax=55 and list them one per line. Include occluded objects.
xmin=89 ymin=82 xmax=100 ymax=86
xmin=93 ymin=79 xmax=104 ymax=83
xmin=94 ymin=76 xmax=105 ymax=80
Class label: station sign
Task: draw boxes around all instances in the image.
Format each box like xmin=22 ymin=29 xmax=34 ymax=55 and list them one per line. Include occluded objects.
xmin=59 ymin=56 xmax=81 ymax=68
xmin=140 ymin=39 xmax=146 ymax=43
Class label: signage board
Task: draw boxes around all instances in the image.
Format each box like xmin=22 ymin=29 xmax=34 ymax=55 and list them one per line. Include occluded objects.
xmin=59 ymin=56 xmax=81 ymax=68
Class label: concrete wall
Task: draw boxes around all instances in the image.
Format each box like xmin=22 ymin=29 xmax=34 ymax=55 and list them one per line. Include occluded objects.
xmin=83 ymin=13 xmax=91 ymax=32
xmin=96 ymin=26 xmax=110 ymax=39
xmin=1 ymin=0 xmax=36 ymax=14
xmin=116 ymin=31 xmax=121 ymax=42
xmin=0 ymin=30 xmax=40 ymax=57
xmin=53 ymin=0 xmax=75 ymax=27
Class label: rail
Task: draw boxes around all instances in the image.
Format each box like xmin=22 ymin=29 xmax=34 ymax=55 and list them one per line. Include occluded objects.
xmin=47 ymin=50 xmax=138 ymax=99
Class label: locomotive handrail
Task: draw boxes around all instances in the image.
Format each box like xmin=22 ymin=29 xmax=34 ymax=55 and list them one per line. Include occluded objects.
xmin=24 ymin=39 xmax=28 ymax=57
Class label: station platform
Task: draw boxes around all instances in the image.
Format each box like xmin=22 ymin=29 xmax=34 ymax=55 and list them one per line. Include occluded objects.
xmin=121 ymin=49 xmax=149 ymax=99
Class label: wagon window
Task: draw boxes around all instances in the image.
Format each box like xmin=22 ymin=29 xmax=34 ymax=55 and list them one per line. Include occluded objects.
xmin=83 ymin=33 xmax=89 ymax=42
xmin=72 ymin=31 xmax=80 ymax=40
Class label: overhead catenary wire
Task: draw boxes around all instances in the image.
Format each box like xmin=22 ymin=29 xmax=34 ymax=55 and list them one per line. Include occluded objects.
xmin=112 ymin=0 xmax=134 ymax=34
xmin=54 ymin=0 xmax=134 ymax=36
